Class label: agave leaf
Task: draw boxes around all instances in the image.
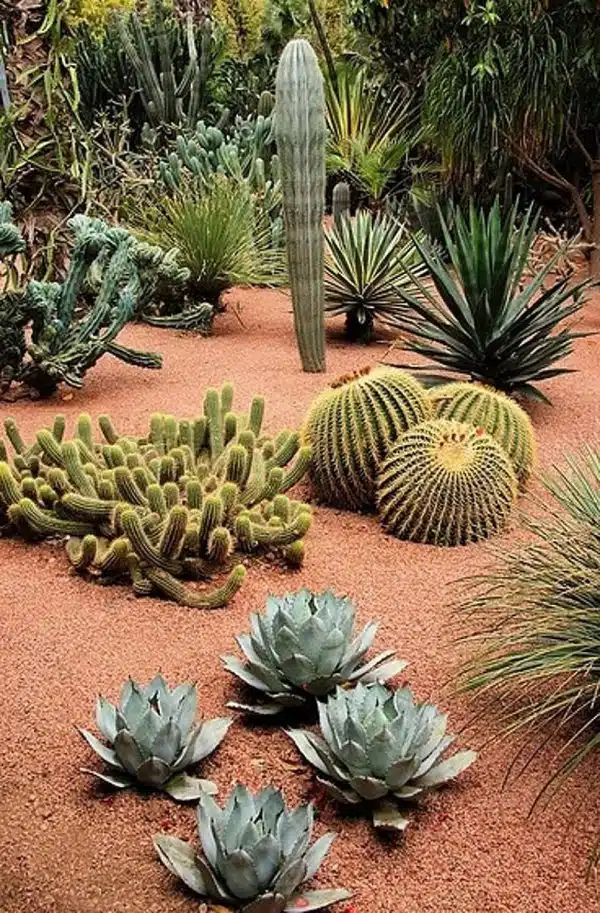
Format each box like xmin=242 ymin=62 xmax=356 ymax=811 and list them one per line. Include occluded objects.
xmin=80 ymin=767 xmax=133 ymax=789
xmin=412 ymin=749 xmax=477 ymax=788
xmin=393 ymin=785 xmax=423 ymax=799
xmin=153 ymin=834 xmax=208 ymax=895
xmin=95 ymin=696 xmax=118 ymax=743
xmin=222 ymin=654 xmax=284 ymax=694
xmin=163 ymin=773 xmax=217 ymax=801
xmin=226 ymin=700 xmax=289 ymax=716
xmin=121 ymin=678 xmax=147 ymax=728
xmin=197 ymin=793 xmax=222 ymax=869
xmin=279 ymin=654 xmax=316 ymax=688
xmin=285 ymin=890 xmax=352 ymax=911
xmin=249 ymin=833 xmax=281 ymax=888
xmin=372 ymin=800 xmax=411 ymax=831
xmin=146 ymin=674 xmax=171 ymax=714
xmin=173 ymin=684 xmax=197 ymax=735
xmin=114 ymin=729 xmax=148 ymax=774
xmin=286 ymin=729 xmax=337 ymax=779
xmin=174 ymin=717 xmax=232 ymax=770
xmin=136 ymin=756 xmax=172 ymax=787
xmin=348 ymin=775 xmax=389 ymax=801
xmin=242 ymin=894 xmax=287 ymax=913
xmin=316 ymin=776 xmax=361 ymax=805
xmin=357 ymin=657 xmax=408 ymax=684
xmin=413 ymin=735 xmax=456 ymax=779
xmin=194 ymin=851 xmax=235 ymax=901
xmin=132 ymin=706 xmax=164 ymax=750
xmin=78 ymin=728 xmax=124 ymax=770
xmin=273 ymin=857 xmax=307 ymax=898
xmin=152 ymin=719 xmax=183 ymax=765
xmin=221 ymin=849 xmax=260 ymax=900
xmin=303 ymin=832 xmax=336 ymax=880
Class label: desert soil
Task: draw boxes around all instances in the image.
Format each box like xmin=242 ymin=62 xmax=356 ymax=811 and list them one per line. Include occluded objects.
xmin=1 ymin=287 xmax=600 ymax=913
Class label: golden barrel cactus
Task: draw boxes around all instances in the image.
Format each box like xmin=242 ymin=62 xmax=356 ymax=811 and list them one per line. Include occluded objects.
xmin=429 ymin=382 xmax=536 ymax=485
xmin=376 ymin=419 xmax=518 ymax=546
xmin=303 ymin=366 xmax=431 ymax=510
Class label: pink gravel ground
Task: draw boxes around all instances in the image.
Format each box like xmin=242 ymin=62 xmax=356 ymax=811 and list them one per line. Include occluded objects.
xmin=1 ymin=287 xmax=600 ymax=913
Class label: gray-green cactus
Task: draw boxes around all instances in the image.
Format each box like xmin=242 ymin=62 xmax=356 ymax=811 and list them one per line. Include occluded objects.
xmin=331 ymin=182 xmax=350 ymax=229
xmin=275 ymin=39 xmax=327 ymax=372
xmin=223 ymin=589 xmax=407 ymax=715
xmin=78 ymin=674 xmax=231 ymax=800
xmin=154 ymin=785 xmax=351 ymax=911
xmin=288 ymin=682 xmax=477 ymax=831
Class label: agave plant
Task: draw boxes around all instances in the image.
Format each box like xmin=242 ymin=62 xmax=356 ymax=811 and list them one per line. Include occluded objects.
xmin=222 ymin=589 xmax=406 ymax=715
xmin=153 ymin=785 xmax=351 ymax=912
xmin=78 ymin=675 xmax=232 ymax=801
xmin=325 ymin=211 xmax=428 ymax=342
xmin=288 ymin=682 xmax=476 ymax=830
xmin=458 ymin=447 xmax=600 ymax=870
xmin=392 ymin=198 xmax=592 ymax=402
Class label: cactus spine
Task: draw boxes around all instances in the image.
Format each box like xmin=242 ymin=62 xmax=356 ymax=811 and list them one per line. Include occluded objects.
xmin=332 ymin=181 xmax=351 ymax=228
xmin=275 ymin=39 xmax=327 ymax=373
xmin=303 ymin=367 xmax=432 ymax=510
xmin=376 ymin=419 xmax=518 ymax=546
xmin=429 ymin=382 xmax=536 ymax=486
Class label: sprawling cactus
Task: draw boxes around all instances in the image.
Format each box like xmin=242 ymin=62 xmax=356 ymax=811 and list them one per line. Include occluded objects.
xmin=78 ymin=674 xmax=231 ymax=800
xmin=429 ymin=382 xmax=536 ymax=486
xmin=275 ymin=39 xmax=327 ymax=373
xmin=0 ymin=384 xmax=312 ymax=607
xmin=303 ymin=367 xmax=431 ymax=511
xmin=376 ymin=419 xmax=518 ymax=546
xmin=223 ymin=589 xmax=407 ymax=715
xmin=0 ymin=203 xmax=28 ymax=393
xmin=331 ymin=181 xmax=350 ymax=229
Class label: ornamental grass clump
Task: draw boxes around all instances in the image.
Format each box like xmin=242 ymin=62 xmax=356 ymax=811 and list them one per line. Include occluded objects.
xmin=78 ymin=675 xmax=232 ymax=800
xmin=154 ymin=785 xmax=351 ymax=911
xmin=223 ymin=588 xmax=407 ymax=715
xmin=288 ymin=682 xmax=476 ymax=831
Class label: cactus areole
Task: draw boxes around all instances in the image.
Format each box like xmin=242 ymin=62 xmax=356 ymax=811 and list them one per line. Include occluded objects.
xmin=275 ymin=39 xmax=327 ymax=373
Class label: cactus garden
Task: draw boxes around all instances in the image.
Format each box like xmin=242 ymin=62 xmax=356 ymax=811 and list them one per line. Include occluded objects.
xmin=2 ymin=3 xmax=600 ymax=913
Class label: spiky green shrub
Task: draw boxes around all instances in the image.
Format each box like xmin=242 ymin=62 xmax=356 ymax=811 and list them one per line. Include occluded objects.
xmin=393 ymin=199 xmax=591 ymax=402
xmin=377 ymin=419 xmax=518 ymax=546
xmin=303 ymin=366 xmax=431 ymax=511
xmin=325 ymin=211 xmax=428 ymax=342
xmin=154 ymin=785 xmax=351 ymax=911
xmin=430 ymin=382 xmax=537 ymax=486
xmin=458 ymin=447 xmax=600 ymax=869
xmin=138 ymin=176 xmax=285 ymax=307
xmin=223 ymin=588 xmax=407 ymax=715
xmin=78 ymin=675 xmax=231 ymax=800
xmin=0 ymin=384 xmax=312 ymax=607
xmin=288 ymin=682 xmax=476 ymax=831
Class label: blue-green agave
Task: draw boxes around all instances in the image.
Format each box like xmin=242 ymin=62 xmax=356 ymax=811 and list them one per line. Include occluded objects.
xmin=288 ymin=682 xmax=476 ymax=830
xmin=222 ymin=589 xmax=407 ymax=715
xmin=154 ymin=785 xmax=351 ymax=912
xmin=78 ymin=674 xmax=232 ymax=801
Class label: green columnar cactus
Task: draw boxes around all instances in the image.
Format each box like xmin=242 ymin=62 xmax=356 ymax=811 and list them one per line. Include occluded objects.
xmin=303 ymin=366 xmax=432 ymax=510
xmin=332 ymin=181 xmax=351 ymax=228
xmin=0 ymin=386 xmax=312 ymax=608
xmin=257 ymin=89 xmax=275 ymax=116
xmin=429 ymin=382 xmax=537 ymax=486
xmin=376 ymin=419 xmax=518 ymax=546
xmin=275 ymin=39 xmax=327 ymax=372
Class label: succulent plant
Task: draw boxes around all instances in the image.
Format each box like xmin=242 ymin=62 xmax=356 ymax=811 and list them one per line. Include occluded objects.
xmin=377 ymin=419 xmax=518 ymax=546
xmin=303 ymin=366 xmax=431 ymax=511
xmin=429 ymin=382 xmax=536 ymax=486
xmin=288 ymin=683 xmax=476 ymax=830
xmin=78 ymin=675 xmax=232 ymax=800
xmin=331 ymin=181 xmax=350 ymax=229
xmin=223 ymin=589 xmax=407 ymax=715
xmin=154 ymin=785 xmax=351 ymax=911
xmin=276 ymin=38 xmax=327 ymax=373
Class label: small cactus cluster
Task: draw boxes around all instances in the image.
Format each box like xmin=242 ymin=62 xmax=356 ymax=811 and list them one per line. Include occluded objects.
xmin=303 ymin=367 xmax=432 ymax=511
xmin=429 ymin=382 xmax=536 ymax=486
xmin=0 ymin=384 xmax=312 ymax=607
xmin=377 ymin=419 xmax=518 ymax=546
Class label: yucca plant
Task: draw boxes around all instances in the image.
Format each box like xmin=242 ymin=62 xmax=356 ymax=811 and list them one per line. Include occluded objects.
xmin=325 ymin=210 xmax=428 ymax=342
xmin=137 ymin=175 xmax=286 ymax=308
xmin=393 ymin=198 xmax=592 ymax=402
xmin=458 ymin=447 xmax=600 ymax=870
xmin=154 ymin=785 xmax=351 ymax=911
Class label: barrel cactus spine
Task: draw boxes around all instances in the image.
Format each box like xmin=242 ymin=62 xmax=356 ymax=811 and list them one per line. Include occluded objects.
xmin=275 ymin=38 xmax=327 ymax=373
xmin=429 ymin=382 xmax=536 ymax=486
xmin=376 ymin=419 xmax=518 ymax=546
xmin=303 ymin=366 xmax=432 ymax=511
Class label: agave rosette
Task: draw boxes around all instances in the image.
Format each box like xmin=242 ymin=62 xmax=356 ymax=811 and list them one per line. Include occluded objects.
xmin=288 ymin=682 xmax=476 ymax=830
xmin=154 ymin=785 xmax=351 ymax=912
xmin=222 ymin=589 xmax=407 ymax=715
xmin=78 ymin=674 xmax=232 ymax=801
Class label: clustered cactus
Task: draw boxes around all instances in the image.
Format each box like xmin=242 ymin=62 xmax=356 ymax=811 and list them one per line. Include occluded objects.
xmin=0 ymin=384 xmax=312 ymax=607
xmin=429 ymin=382 xmax=537 ymax=486
xmin=303 ymin=366 xmax=431 ymax=511
xmin=223 ymin=588 xmax=407 ymax=715
xmin=377 ymin=419 xmax=518 ymax=546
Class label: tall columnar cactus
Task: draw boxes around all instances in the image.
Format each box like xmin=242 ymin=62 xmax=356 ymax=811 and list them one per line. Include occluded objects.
xmin=332 ymin=181 xmax=351 ymax=229
xmin=429 ymin=382 xmax=536 ymax=486
xmin=376 ymin=419 xmax=518 ymax=546
xmin=303 ymin=367 xmax=431 ymax=511
xmin=275 ymin=39 xmax=327 ymax=373
xmin=0 ymin=385 xmax=313 ymax=608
